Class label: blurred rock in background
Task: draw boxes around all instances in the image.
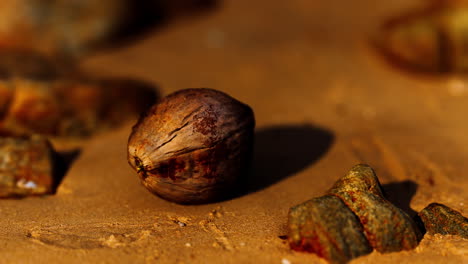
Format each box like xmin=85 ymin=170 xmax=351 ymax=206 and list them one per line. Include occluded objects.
xmin=0 ymin=0 xmax=218 ymax=58
xmin=377 ymin=0 xmax=468 ymax=74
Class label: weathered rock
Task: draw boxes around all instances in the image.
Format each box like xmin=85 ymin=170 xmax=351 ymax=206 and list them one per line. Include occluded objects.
xmin=377 ymin=0 xmax=468 ymax=73
xmin=419 ymin=203 xmax=468 ymax=238
xmin=0 ymin=52 xmax=158 ymax=138
xmin=288 ymin=164 xmax=423 ymax=263
xmin=288 ymin=195 xmax=373 ymax=264
xmin=0 ymin=135 xmax=55 ymax=197
xmin=328 ymin=164 xmax=422 ymax=253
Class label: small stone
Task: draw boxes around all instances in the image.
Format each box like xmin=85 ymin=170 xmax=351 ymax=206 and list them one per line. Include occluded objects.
xmin=328 ymin=164 xmax=422 ymax=253
xmin=288 ymin=195 xmax=372 ymax=264
xmin=418 ymin=203 xmax=468 ymax=238
xmin=0 ymin=135 xmax=55 ymax=197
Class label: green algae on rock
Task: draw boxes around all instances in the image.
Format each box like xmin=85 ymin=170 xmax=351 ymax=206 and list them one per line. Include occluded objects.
xmin=0 ymin=135 xmax=55 ymax=197
xmin=288 ymin=164 xmax=422 ymax=263
xmin=419 ymin=203 xmax=468 ymax=238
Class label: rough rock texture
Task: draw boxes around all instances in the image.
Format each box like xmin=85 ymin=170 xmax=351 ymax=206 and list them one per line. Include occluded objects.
xmin=328 ymin=164 xmax=422 ymax=253
xmin=128 ymin=88 xmax=255 ymax=204
xmin=0 ymin=135 xmax=55 ymax=197
xmin=0 ymin=51 xmax=157 ymax=138
xmin=288 ymin=164 xmax=423 ymax=263
xmin=288 ymin=195 xmax=372 ymax=264
xmin=419 ymin=203 xmax=468 ymax=238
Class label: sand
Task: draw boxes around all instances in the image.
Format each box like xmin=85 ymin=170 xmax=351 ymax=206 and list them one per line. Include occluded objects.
xmin=0 ymin=0 xmax=467 ymax=263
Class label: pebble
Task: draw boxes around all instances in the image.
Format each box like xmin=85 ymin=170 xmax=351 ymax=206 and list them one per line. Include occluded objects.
xmin=0 ymin=135 xmax=55 ymax=197
xmin=419 ymin=203 xmax=468 ymax=238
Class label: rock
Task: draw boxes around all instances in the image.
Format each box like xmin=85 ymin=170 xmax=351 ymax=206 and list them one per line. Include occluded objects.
xmin=377 ymin=0 xmax=468 ymax=73
xmin=288 ymin=164 xmax=423 ymax=263
xmin=0 ymin=51 xmax=158 ymax=138
xmin=419 ymin=203 xmax=468 ymax=238
xmin=288 ymin=195 xmax=372 ymax=264
xmin=328 ymin=164 xmax=422 ymax=253
xmin=0 ymin=135 xmax=55 ymax=197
